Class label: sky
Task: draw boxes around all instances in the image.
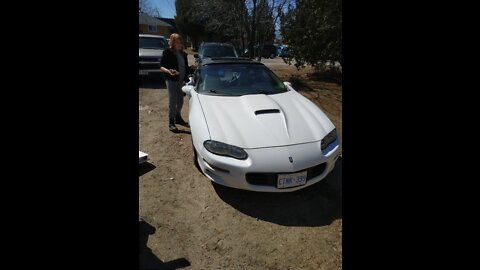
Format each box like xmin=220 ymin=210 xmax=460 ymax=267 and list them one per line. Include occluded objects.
xmin=152 ymin=0 xmax=176 ymax=18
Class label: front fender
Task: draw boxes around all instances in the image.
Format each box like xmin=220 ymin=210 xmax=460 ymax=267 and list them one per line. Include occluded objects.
xmin=189 ymin=91 xmax=211 ymax=152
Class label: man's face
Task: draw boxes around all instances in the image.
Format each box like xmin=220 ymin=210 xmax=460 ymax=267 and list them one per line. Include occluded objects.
xmin=173 ymin=39 xmax=182 ymax=50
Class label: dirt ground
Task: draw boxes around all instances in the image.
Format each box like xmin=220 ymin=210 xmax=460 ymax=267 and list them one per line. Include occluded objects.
xmin=139 ymin=59 xmax=342 ymax=270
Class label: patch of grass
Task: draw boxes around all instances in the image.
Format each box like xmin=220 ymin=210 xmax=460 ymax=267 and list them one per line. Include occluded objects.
xmin=289 ymin=75 xmax=315 ymax=92
xmin=184 ymin=47 xmax=197 ymax=55
xmin=309 ymin=66 xmax=342 ymax=85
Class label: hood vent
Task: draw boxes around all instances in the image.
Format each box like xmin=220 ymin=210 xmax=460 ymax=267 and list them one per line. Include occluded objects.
xmin=255 ymin=109 xmax=280 ymax=115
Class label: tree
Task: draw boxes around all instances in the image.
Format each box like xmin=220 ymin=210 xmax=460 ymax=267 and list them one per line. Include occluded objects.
xmin=177 ymin=0 xmax=250 ymax=51
xmin=175 ymin=0 xmax=283 ymax=55
xmin=139 ymin=0 xmax=160 ymax=17
xmin=280 ymin=0 xmax=342 ymax=68
xmin=240 ymin=0 xmax=289 ymax=59
xmin=191 ymin=0 xmax=240 ymax=41
xmin=175 ymin=0 xmax=206 ymax=49
xmin=254 ymin=0 xmax=288 ymax=60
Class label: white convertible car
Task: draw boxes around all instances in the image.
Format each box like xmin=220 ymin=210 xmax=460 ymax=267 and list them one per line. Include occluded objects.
xmin=182 ymin=58 xmax=340 ymax=192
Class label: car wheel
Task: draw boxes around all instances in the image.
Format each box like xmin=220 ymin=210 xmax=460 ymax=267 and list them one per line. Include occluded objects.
xmin=270 ymin=53 xmax=275 ymax=59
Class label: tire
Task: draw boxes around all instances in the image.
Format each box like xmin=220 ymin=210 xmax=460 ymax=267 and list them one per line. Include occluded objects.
xmin=270 ymin=53 xmax=275 ymax=59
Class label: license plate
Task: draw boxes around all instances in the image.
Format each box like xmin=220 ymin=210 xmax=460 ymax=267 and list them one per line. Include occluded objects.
xmin=139 ymin=70 xmax=148 ymax=75
xmin=277 ymin=171 xmax=307 ymax=188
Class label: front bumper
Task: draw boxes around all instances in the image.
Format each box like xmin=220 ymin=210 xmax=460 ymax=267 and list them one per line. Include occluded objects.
xmin=139 ymin=60 xmax=161 ymax=75
xmin=139 ymin=69 xmax=162 ymax=75
xmin=197 ymin=139 xmax=340 ymax=192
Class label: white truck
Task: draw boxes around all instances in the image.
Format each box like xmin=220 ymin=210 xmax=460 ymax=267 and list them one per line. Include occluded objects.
xmin=139 ymin=34 xmax=167 ymax=77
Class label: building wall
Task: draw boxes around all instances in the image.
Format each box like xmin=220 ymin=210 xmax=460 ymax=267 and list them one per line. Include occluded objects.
xmin=139 ymin=24 xmax=171 ymax=37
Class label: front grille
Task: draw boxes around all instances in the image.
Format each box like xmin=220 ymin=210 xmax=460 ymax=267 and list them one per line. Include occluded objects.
xmin=246 ymin=162 xmax=326 ymax=187
xmin=139 ymin=63 xmax=160 ymax=70
xmin=139 ymin=56 xmax=160 ymax=62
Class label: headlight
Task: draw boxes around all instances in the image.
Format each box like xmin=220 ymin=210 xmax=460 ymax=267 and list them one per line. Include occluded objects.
xmin=203 ymin=140 xmax=248 ymax=160
xmin=321 ymin=129 xmax=337 ymax=150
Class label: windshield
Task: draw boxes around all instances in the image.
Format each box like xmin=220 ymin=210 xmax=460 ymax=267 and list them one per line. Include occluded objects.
xmin=201 ymin=45 xmax=238 ymax=58
xmin=197 ymin=64 xmax=288 ymax=96
xmin=139 ymin=37 xmax=167 ymax=49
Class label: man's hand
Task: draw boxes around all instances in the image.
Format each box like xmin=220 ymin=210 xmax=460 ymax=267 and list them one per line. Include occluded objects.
xmin=169 ymin=69 xmax=179 ymax=76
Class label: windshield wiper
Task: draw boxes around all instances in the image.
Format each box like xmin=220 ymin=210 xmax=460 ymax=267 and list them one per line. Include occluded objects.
xmin=257 ymin=90 xmax=272 ymax=95
xmin=205 ymin=89 xmax=229 ymax=96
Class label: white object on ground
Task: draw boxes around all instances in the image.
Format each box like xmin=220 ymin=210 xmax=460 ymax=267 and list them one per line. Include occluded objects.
xmin=139 ymin=151 xmax=148 ymax=164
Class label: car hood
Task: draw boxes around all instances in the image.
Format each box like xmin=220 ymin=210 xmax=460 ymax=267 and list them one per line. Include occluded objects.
xmin=139 ymin=48 xmax=164 ymax=57
xmin=197 ymin=91 xmax=335 ymax=149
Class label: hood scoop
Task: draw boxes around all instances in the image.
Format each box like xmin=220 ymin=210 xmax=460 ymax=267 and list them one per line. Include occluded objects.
xmin=255 ymin=109 xmax=280 ymax=115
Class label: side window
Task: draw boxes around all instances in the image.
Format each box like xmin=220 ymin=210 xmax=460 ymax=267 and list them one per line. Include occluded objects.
xmin=160 ymin=39 xmax=167 ymax=49
xmin=148 ymin=25 xmax=157 ymax=32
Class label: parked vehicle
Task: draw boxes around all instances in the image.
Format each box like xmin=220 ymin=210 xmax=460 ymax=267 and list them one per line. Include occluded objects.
xmin=244 ymin=44 xmax=277 ymax=58
xmin=259 ymin=44 xmax=277 ymax=58
xmin=194 ymin=42 xmax=239 ymax=65
xmin=277 ymin=44 xmax=289 ymax=57
xmin=139 ymin=34 xmax=168 ymax=77
xmin=182 ymin=58 xmax=340 ymax=192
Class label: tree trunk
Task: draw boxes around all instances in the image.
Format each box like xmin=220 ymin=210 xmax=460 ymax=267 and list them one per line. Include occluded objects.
xmin=257 ymin=30 xmax=262 ymax=61
xmin=249 ymin=0 xmax=257 ymax=59
xmin=241 ymin=31 xmax=245 ymax=56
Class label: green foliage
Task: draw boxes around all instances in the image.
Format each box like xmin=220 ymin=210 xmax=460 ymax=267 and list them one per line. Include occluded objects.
xmin=175 ymin=0 xmax=206 ymax=48
xmin=175 ymin=0 xmax=280 ymax=53
xmin=280 ymin=0 xmax=342 ymax=68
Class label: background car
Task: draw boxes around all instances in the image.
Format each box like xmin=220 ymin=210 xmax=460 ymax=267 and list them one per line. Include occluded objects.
xmin=277 ymin=44 xmax=289 ymax=57
xmin=194 ymin=42 xmax=239 ymax=65
xmin=258 ymin=44 xmax=277 ymax=58
xmin=182 ymin=58 xmax=340 ymax=192
xmin=139 ymin=34 xmax=167 ymax=77
xmin=244 ymin=44 xmax=277 ymax=58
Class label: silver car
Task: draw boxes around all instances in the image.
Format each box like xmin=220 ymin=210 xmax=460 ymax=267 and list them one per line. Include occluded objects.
xmin=139 ymin=34 xmax=167 ymax=76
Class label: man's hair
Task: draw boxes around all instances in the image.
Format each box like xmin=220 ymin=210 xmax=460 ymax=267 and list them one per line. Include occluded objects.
xmin=168 ymin=33 xmax=182 ymax=50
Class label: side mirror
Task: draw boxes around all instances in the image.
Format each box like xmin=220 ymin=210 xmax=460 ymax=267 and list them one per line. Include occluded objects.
xmin=186 ymin=75 xmax=194 ymax=86
xmin=284 ymin=81 xmax=292 ymax=89
xmin=194 ymin=54 xmax=199 ymax=58
xmin=182 ymin=85 xmax=194 ymax=97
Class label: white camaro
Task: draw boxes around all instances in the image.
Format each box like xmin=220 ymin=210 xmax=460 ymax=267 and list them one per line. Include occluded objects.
xmin=182 ymin=58 xmax=340 ymax=192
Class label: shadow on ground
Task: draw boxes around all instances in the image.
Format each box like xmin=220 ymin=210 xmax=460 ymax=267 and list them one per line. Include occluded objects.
xmin=139 ymin=220 xmax=191 ymax=270
xmin=213 ymin=157 xmax=342 ymax=227
xmin=139 ymin=162 xmax=156 ymax=177
xmin=173 ymin=129 xmax=191 ymax=134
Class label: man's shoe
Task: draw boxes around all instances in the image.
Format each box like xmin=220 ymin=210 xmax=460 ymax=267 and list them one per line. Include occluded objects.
xmin=175 ymin=116 xmax=189 ymax=126
xmin=169 ymin=118 xmax=179 ymax=133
